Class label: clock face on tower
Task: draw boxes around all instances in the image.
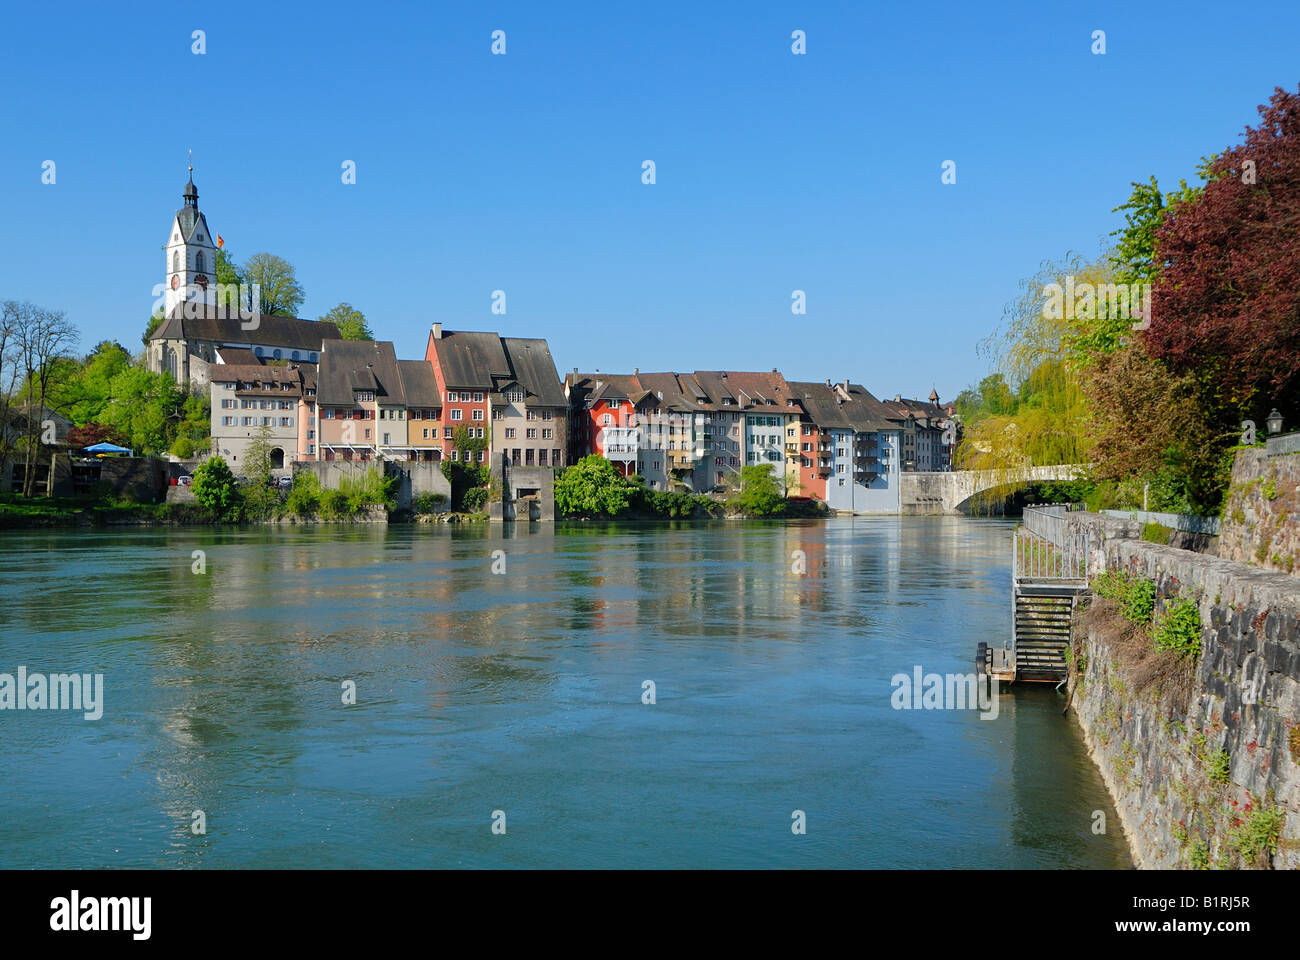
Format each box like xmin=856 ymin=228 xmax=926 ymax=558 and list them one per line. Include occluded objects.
xmin=170 ymin=275 xmax=179 ymax=290
xmin=195 ymin=274 xmax=209 ymax=290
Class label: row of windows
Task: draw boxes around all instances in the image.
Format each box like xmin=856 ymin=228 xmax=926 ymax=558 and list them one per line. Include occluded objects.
xmin=506 ymin=449 xmax=563 ymax=466
xmin=251 ymin=347 xmax=316 ymax=362
xmin=503 ymin=428 xmax=554 ymax=440
xmin=448 ymin=409 xmax=485 ymax=421
xmin=447 ymin=391 xmax=485 ymax=403
xmin=224 ymin=399 xmax=295 ymax=411
xmin=220 ymin=416 xmax=294 ymax=428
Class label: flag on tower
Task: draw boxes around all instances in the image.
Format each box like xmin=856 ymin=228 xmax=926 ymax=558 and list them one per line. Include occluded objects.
xmin=216 ymin=234 xmax=224 ymax=248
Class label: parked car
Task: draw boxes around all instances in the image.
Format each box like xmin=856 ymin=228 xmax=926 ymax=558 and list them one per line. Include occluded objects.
xmin=276 ymin=476 xmax=293 ymax=489
xmin=177 ymin=475 xmax=193 ymax=487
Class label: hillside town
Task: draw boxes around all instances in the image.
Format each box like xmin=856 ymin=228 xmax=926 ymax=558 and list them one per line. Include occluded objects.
xmin=108 ymin=172 xmax=956 ymax=516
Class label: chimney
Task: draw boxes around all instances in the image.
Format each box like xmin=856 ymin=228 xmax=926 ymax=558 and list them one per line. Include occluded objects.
xmin=842 ymin=380 xmax=849 ymax=391
xmin=657 ymin=391 xmax=663 ymax=400
xmin=634 ymin=367 xmax=639 ymax=375
xmin=894 ymin=393 xmax=901 ymax=402
xmin=825 ymin=378 xmax=831 ymax=387
xmin=432 ymin=322 xmax=442 ymax=340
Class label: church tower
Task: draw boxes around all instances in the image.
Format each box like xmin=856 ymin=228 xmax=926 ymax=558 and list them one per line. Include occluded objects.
xmin=163 ymin=158 xmax=218 ymax=314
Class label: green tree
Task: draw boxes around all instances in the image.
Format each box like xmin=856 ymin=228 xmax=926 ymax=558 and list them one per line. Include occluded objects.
xmin=554 ymin=454 xmax=634 ymax=518
xmin=191 ymin=456 xmax=241 ymax=521
xmin=734 ymin=464 xmax=785 ymax=516
xmin=242 ymin=252 xmax=304 ymax=317
xmin=319 ymin=302 xmax=373 ymax=340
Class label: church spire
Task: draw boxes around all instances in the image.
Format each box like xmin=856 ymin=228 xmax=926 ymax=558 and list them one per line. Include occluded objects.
xmin=183 ymin=151 xmax=198 ymax=210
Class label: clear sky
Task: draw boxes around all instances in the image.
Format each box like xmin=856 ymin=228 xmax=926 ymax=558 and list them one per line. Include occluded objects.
xmin=2 ymin=0 xmax=1297 ymax=403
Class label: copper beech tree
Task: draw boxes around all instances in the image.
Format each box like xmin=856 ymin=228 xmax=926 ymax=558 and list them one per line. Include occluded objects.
xmin=1147 ymin=85 xmax=1300 ymax=414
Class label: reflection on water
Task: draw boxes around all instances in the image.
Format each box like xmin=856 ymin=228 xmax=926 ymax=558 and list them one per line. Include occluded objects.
xmin=0 ymin=518 xmax=1129 ymax=868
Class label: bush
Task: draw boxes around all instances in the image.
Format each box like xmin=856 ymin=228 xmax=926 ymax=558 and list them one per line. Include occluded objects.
xmin=190 ymin=456 xmax=241 ymax=522
xmin=413 ymin=491 xmax=448 ymax=513
xmin=1141 ymin=521 xmax=1175 ymax=544
xmin=1091 ymin=568 xmax=1156 ymax=624
xmin=461 ymin=486 xmax=489 ymax=513
xmin=732 ymin=464 xmax=785 ymax=517
xmin=555 ymin=455 xmax=634 ymax=518
xmin=1153 ymin=596 xmax=1203 ymax=659
xmin=287 ymin=472 xmax=322 ymax=515
xmin=169 ymin=436 xmax=196 ymax=459
xmin=318 ymin=488 xmax=348 ymax=520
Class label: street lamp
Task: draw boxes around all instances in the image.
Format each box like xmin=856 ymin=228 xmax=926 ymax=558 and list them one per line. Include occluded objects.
xmin=1266 ymin=409 xmax=1284 ymax=435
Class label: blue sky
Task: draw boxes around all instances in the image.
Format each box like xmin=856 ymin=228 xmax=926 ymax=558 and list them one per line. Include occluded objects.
xmin=2 ymin=0 xmax=1297 ymax=402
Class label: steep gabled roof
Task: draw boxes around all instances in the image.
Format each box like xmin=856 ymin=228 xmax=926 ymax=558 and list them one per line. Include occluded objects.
xmin=397 ymin=360 xmax=440 ymax=407
xmin=501 ymin=337 xmax=567 ymax=406
xmin=787 ymin=381 xmax=853 ymax=430
xmin=150 ymin=303 xmax=341 ymax=351
xmin=316 ymin=340 xmax=405 ymax=406
xmin=430 ymin=330 xmax=511 ymax=388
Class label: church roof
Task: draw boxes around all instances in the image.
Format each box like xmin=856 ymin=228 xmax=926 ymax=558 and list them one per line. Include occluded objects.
xmin=150 ymin=303 xmax=341 ymax=351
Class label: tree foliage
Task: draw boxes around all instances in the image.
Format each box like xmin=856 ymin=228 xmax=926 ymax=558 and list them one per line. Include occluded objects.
xmin=242 ymin=252 xmax=304 ymax=317
xmin=191 ymin=456 xmax=241 ymax=521
xmin=554 ymin=454 xmax=634 ymax=518
xmin=1147 ymin=85 xmax=1300 ymax=413
xmin=733 ymin=464 xmax=785 ymax=516
xmin=320 ymin=302 xmax=373 ymax=340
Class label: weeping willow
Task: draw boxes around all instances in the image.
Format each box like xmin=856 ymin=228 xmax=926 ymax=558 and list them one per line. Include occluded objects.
xmin=957 ymin=253 xmax=1101 ymax=507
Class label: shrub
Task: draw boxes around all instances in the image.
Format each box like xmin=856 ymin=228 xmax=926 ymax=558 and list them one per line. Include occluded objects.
xmin=413 ymin=491 xmax=448 ymax=513
xmin=1230 ymin=796 xmax=1285 ymax=866
xmin=555 ymin=454 xmax=634 ymax=518
xmin=190 ymin=456 xmax=241 ymax=522
xmin=287 ymin=472 xmax=322 ymax=515
xmin=733 ymin=464 xmax=785 ymax=517
xmin=1140 ymin=521 xmax=1174 ymax=544
xmin=461 ymin=486 xmax=489 ymax=513
xmin=318 ymin=488 xmax=348 ymax=520
xmin=169 ymin=436 xmax=196 ymax=459
xmin=1153 ymin=596 xmax=1203 ymax=659
xmin=1091 ymin=568 xmax=1156 ymax=624
xmin=1205 ymin=749 xmax=1231 ymax=785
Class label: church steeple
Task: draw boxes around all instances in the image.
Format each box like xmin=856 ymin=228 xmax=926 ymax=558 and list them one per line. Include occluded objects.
xmin=164 ymin=153 xmax=217 ymax=315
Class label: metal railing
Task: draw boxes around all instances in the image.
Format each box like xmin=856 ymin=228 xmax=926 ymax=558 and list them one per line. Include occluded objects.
xmin=1016 ymin=506 xmax=1089 ymax=581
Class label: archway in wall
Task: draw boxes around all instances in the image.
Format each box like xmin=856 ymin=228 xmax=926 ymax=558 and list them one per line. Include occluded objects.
xmin=270 ymin=448 xmax=285 ymax=469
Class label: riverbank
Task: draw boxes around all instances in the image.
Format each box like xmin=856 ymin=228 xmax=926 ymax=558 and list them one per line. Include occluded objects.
xmin=0 ymin=494 xmax=830 ymax=528
xmin=1066 ymin=534 xmax=1300 ymax=869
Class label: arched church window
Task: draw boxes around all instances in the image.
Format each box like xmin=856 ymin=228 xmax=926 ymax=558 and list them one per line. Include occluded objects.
xmin=172 ymin=251 xmax=179 ymax=272
xmin=196 ymin=252 xmax=205 ymax=272
xmin=292 ymin=351 xmax=300 ymax=361
xmin=273 ymin=349 xmax=282 ymax=360
xmin=254 ymin=347 xmax=264 ymax=357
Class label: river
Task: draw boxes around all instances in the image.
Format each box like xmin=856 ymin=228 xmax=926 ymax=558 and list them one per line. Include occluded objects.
xmin=0 ymin=517 xmax=1130 ymax=868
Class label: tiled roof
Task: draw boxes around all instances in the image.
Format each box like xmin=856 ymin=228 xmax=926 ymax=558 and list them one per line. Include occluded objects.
xmin=150 ymin=303 xmax=341 ymax=351
xmin=501 ymin=338 xmax=567 ymax=407
xmin=429 ymin=330 xmax=511 ymax=388
xmin=397 ymin=360 xmax=440 ymax=407
xmin=316 ymin=340 xmax=405 ymax=407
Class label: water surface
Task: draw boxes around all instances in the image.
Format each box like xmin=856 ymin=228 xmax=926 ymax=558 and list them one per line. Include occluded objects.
xmin=0 ymin=518 xmax=1130 ymax=868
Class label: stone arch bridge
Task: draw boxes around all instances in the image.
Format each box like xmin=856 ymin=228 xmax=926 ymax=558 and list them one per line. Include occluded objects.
xmin=899 ymin=465 xmax=1088 ymax=514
